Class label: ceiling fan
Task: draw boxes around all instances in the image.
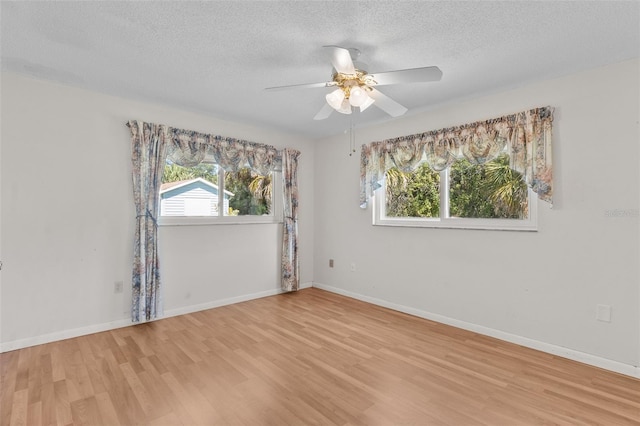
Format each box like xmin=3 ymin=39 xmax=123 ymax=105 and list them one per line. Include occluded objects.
xmin=265 ymin=46 xmax=443 ymax=120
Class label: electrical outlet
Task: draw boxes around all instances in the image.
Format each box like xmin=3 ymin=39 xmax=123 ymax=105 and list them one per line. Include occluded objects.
xmin=114 ymin=281 xmax=124 ymax=294
xmin=329 ymin=259 xmax=334 ymax=268
xmin=596 ymin=304 xmax=612 ymax=322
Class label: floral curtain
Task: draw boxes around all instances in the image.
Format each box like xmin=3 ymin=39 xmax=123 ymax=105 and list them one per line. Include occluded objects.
xmin=166 ymin=129 xmax=209 ymax=167
xmin=281 ymin=148 xmax=301 ymax=292
xmin=246 ymin=142 xmax=279 ymax=176
xmin=127 ymin=120 xmax=168 ymax=323
xmin=359 ymin=106 xmax=554 ymax=208
xmin=128 ymin=122 xmax=298 ymax=322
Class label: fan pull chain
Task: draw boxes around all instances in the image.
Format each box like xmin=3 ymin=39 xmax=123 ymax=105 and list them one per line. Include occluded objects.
xmin=349 ymin=117 xmax=356 ymax=156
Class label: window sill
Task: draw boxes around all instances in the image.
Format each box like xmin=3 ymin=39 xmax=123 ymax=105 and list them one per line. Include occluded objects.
xmin=373 ymin=217 xmax=537 ymax=231
xmin=372 ymin=192 xmax=538 ymax=231
xmin=159 ymin=216 xmax=282 ymax=226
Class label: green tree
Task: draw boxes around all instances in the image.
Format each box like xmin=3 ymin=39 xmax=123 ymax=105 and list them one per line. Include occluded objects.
xmin=225 ymin=168 xmax=271 ymax=215
xmin=483 ymin=155 xmax=528 ymax=218
xmin=450 ymin=154 xmax=527 ymax=219
xmin=248 ymin=174 xmax=272 ymax=203
xmin=449 ymin=158 xmax=496 ymax=218
xmin=163 ymin=163 xmax=195 ymax=183
xmin=385 ymin=164 xmax=440 ymax=217
xmin=385 ymin=154 xmax=527 ymax=219
xmin=162 ymin=162 xmax=217 ymax=185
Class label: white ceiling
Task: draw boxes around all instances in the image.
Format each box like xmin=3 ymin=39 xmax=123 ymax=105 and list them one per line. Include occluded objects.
xmin=2 ymin=1 xmax=639 ymax=140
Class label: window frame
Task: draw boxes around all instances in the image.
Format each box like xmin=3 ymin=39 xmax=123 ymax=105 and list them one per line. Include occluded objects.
xmin=158 ymin=164 xmax=283 ymax=227
xmin=373 ymin=166 xmax=538 ymax=231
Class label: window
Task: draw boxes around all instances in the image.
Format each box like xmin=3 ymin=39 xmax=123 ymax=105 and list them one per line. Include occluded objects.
xmin=159 ymin=158 xmax=281 ymax=225
xmin=374 ymin=154 xmax=537 ymax=230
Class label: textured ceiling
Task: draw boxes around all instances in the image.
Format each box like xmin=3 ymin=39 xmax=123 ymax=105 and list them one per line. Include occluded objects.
xmin=2 ymin=1 xmax=639 ymax=139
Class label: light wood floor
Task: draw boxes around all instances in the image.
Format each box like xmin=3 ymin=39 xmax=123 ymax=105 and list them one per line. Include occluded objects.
xmin=2 ymin=288 xmax=639 ymax=426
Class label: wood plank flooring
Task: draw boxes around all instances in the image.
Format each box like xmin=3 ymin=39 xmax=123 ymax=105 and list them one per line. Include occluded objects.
xmin=2 ymin=288 xmax=639 ymax=425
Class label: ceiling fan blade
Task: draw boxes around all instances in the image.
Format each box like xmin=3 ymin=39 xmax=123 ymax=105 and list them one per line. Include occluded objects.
xmin=369 ymin=66 xmax=443 ymax=86
xmin=265 ymin=81 xmax=334 ymax=91
xmin=324 ymin=45 xmax=356 ymax=75
xmin=313 ymin=103 xmax=334 ymax=121
xmin=368 ymin=88 xmax=408 ymax=117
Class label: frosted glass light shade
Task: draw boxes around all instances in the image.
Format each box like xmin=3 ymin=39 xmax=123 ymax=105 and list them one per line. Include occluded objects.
xmin=326 ymin=89 xmax=345 ymax=110
xmin=349 ymin=86 xmax=369 ymax=107
xmin=337 ymin=98 xmax=352 ymax=114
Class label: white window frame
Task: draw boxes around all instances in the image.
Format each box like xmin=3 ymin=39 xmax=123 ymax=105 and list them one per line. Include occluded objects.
xmin=159 ymin=166 xmax=283 ymax=227
xmin=373 ymin=167 xmax=538 ymax=231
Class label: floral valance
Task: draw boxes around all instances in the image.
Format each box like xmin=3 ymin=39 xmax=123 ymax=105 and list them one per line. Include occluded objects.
xmin=360 ymin=106 xmax=554 ymax=208
xmin=167 ymin=127 xmax=281 ymax=174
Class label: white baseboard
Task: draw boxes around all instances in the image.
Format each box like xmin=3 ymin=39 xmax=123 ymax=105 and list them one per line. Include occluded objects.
xmin=312 ymin=282 xmax=640 ymax=379
xmin=162 ymin=281 xmax=313 ymax=319
xmin=0 ymin=281 xmax=314 ymax=353
xmin=0 ymin=318 xmax=133 ymax=353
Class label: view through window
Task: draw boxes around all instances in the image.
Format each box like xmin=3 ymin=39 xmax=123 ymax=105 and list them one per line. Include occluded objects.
xmin=160 ymin=161 xmax=273 ymax=218
xmin=379 ymin=153 xmax=534 ymax=230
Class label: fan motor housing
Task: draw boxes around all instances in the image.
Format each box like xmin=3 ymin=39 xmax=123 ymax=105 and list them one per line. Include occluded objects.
xmin=331 ymin=69 xmax=375 ymax=98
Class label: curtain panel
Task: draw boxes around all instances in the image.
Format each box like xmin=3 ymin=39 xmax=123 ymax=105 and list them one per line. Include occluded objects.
xmin=127 ymin=120 xmax=168 ymax=323
xmin=359 ymin=106 xmax=554 ymax=208
xmin=281 ymin=148 xmax=301 ymax=292
xmin=128 ymin=121 xmax=302 ymax=322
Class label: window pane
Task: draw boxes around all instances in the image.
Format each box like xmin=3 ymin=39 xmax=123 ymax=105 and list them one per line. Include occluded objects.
xmin=384 ymin=164 xmax=440 ymax=218
xmin=160 ymin=162 xmax=220 ymax=217
xmin=449 ymin=154 xmax=528 ymax=219
xmin=224 ymin=168 xmax=272 ymax=216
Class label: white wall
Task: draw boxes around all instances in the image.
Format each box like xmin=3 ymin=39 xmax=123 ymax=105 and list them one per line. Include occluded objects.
xmin=0 ymin=72 xmax=315 ymax=349
xmin=2 ymin=60 xmax=639 ymax=376
xmin=313 ymin=59 xmax=640 ymax=372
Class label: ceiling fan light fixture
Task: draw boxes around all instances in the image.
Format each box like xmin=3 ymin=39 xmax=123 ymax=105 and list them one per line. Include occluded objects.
xmin=265 ymin=46 xmax=442 ymax=121
xmin=326 ymin=88 xmax=345 ymax=110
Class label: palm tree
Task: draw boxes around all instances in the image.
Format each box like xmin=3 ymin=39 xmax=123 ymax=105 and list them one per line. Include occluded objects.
xmin=384 ymin=167 xmax=409 ymax=216
xmin=225 ymin=169 xmax=271 ymax=215
xmin=385 ymin=168 xmax=409 ymax=199
xmin=482 ymin=154 xmax=527 ymax=218
xmin=248 ymin=174 xmax=272 ymax=202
